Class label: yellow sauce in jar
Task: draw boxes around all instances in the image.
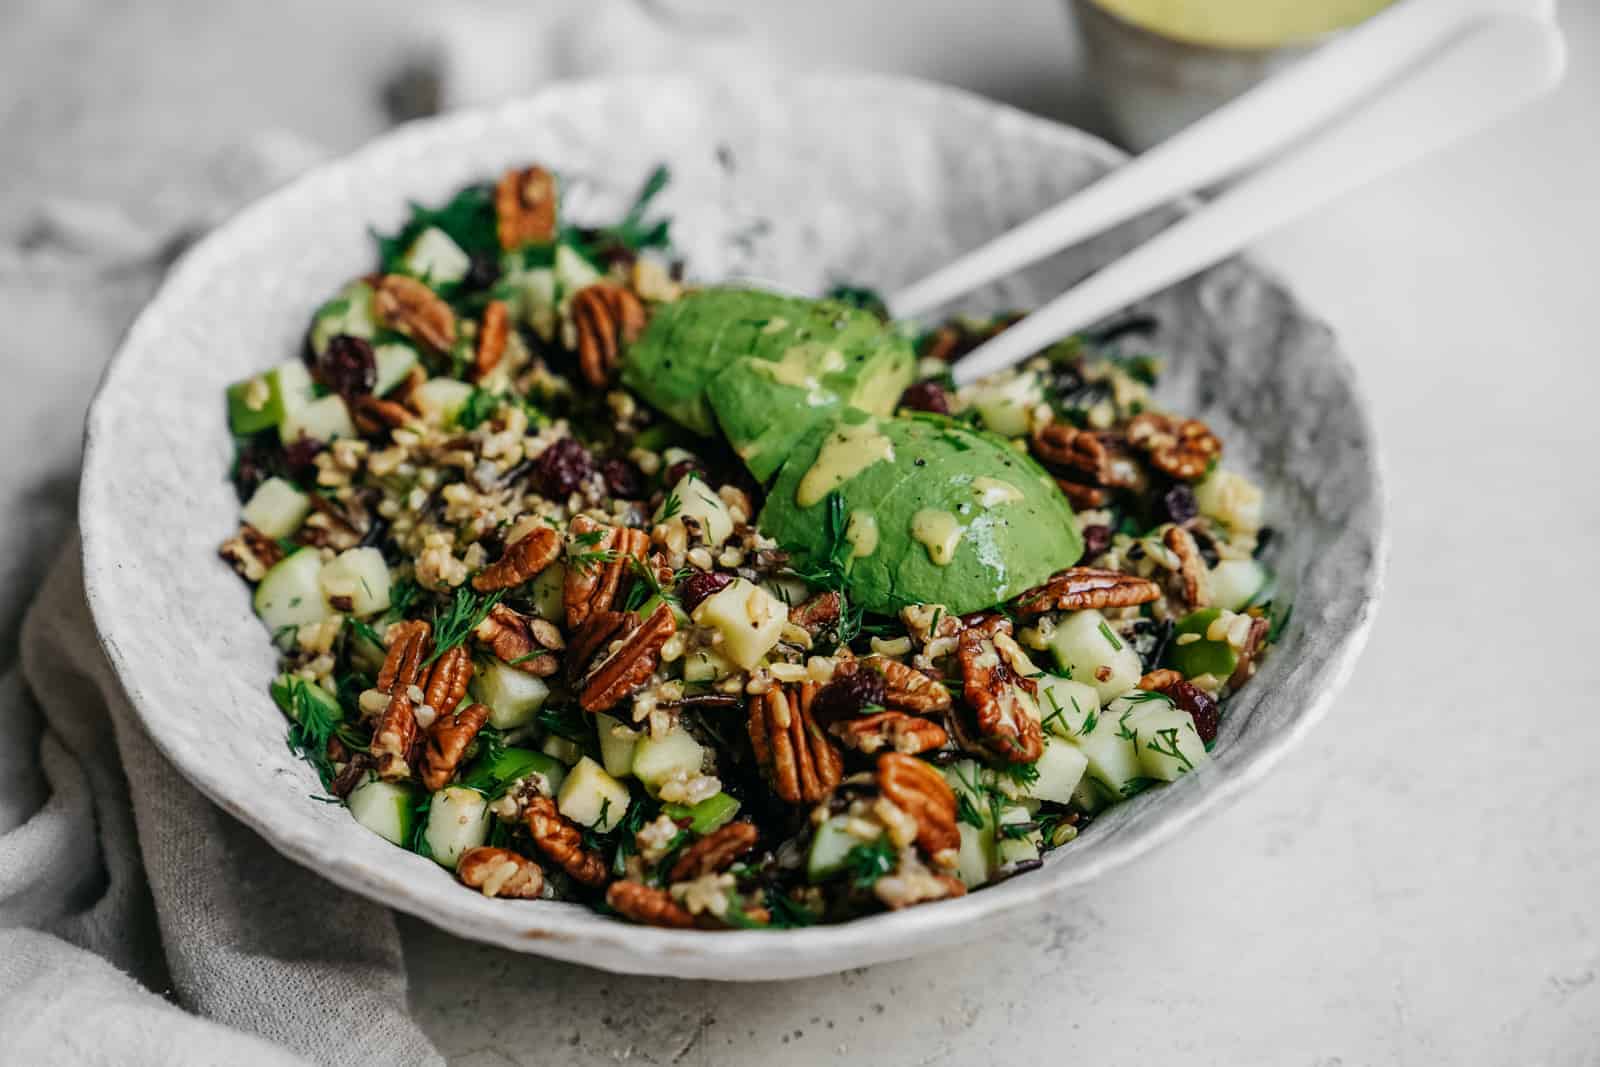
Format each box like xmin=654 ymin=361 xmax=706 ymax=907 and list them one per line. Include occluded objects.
xmin=1093 ymin=0 xmax=1394 ymax=49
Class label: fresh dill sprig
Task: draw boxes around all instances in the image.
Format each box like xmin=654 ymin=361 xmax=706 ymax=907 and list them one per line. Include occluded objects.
xmin=535 ymin=704 xmax=592 ymax=744
xmin=426 ymin=585 xmax=505 ymax=665
xmin=455 ymin=388 xmax=503 ymax=431
xmin=841 ymin=836 xmax=898 ymax=891
xmin=1145 ymin=726 xmax=1194 ymax=772
xmin=1001 ymin=760 xmax=1041 ymax=789
xmin=956 ymin=790 xmax=986 ymax=829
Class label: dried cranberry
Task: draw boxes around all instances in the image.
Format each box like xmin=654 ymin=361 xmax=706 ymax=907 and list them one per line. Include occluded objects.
xmin=810 ymin=670 xmax=888 ymax=724
xmin=315 ymin=335 xmax=377 ymax=400
xmin=601 ymin=458 xmax=646 ymax=499
xmin=1161 ymin=680 xmax=1220 ymax=745
xmin=463 ymin=251 xmax=500 ymax=291
xmin=232 ymin=441 xmax=276 ymax=500
xmin=533 ymin=437 xmax=594 ymax=498
xmin=898 ymin=381 xmax=951 ymax=415
xmin=663 ymin=457 xmax=708 ymax=488
xmin=282 ymin=436 xmax=325 ymax=478
xmin=1157 ymin=483 xmax=1198 ymax=525
xmin=678 ymin=571 xmax=734 ymax=613
xmin=1080 ymin=523 xmax=1112 ymax=561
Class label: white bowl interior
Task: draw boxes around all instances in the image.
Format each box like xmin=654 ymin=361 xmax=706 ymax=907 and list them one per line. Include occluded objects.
xmin=81 ymin=73 xmax=1382 ymax=980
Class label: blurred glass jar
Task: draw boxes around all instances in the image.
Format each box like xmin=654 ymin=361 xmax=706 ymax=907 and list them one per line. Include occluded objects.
xmin=1069 ymin=0 xmax=1396 ymax=150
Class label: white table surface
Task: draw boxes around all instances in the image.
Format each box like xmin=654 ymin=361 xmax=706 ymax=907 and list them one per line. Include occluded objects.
xmin=4 ymin=2 xmax=1598 ymax=1063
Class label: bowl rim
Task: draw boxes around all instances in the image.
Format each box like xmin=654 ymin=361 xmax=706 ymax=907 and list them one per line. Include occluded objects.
xmin=79 ymin=70 xmax=1386 ymax=979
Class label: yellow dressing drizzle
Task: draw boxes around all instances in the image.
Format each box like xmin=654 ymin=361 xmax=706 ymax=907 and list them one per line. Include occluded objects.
xmin=845 ymin=510 xmax=879 ymax=558
xmin=971 ymin=476 xmax=1024 ymax=508
xmin=796 ymin=420 xmax=895 ymax=507
xmin=1092 ymin=0 xmax=1392 ymax=49
xmin=911 ymin=509 xmax=964 ymax=566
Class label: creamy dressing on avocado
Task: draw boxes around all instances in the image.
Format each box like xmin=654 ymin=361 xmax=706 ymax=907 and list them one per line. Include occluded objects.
xmin=911 ymin=509 xmax=964 ymax=566
xmin=1093 ymin=0 xmax=1391 ymax=48
xmin=971 ymin=477 xmax=1023 ymax=508
xmin=761 ymin=317 xmax=789 ymax=334
xmin=845 ymin=510 xmax=879 ymax=558
xmin=797 ymin=420 xmax=895 ymax=507
xmin=753 ymin=342 xmax=846 ymax=406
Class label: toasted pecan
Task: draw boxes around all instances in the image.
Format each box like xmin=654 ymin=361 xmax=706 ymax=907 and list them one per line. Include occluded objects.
xmin=474 ymin=299 xmax=510 ymax=381
xmin=956 ymin=627 xmax=1044 ymax=764
xmin=494 ymin=165 xmax=559 ymax=250
xmin=373 ymin=274 xmax=455 ymax=353
xmin=1055 ymin=478 xmax=1112 ymax=510
xmin=668 ymin=821 xmax=760 ymax=883
xmin=855 ymin=656 xmax=952 ymax=715
xmin=376 ymin=620 xmax=432 ymax=695
xmin=1125 ymin=412 xmax=1221 ymax=481
xmin=475 ymin=603 xmax=561 ymax=677
xmin=419 ymin=702 xmax=489 ymax=791
xmin=571 ymin=283 xmax=648 ymax=389
xmin=565 ymin=609 xmax=638 ymax=682
xmin=1013 ymin=567 xmax=1162 ymax=615
xmin=351 ymin=394 xmax=415 ymax=435
xmin=563 ymin=517 xmax=651 ymax=629
xmin=1031 ymin=423 xmax=1145 ymax=490
xmin=1138 ymin=668 xmax=1184 ymax=692
xmin=423 ymin=645 xmax=473 ymax=718
xmin=473 ymin=525 xmax=563 ymax=592
xmin=606 ymin=880 xmax=695 ymax=928
xmin=788 ymin=590 xmax=842 ymax=637
xmin=877 ymin=753 xmax=960 ymax=863
xmin=1163 ymin=525 xmax=1211 ymax=610
xmin=831 ymin=711 xmax=949 ymax=756
xmin=749 ymin=683 xmax=844 ymax=805
xmin=578 ymin=602 xmax=676 ymax=713
xmin=457 ymin=847 xmax=545 ymax=899
xmin=526 ymin=796 xmax=609 ymax=888
xmin=371 ymin=692 xmax=420 ymax=781
xmin=218 ymin=524 xmax=283 ymax=582
xmin=1227 ymin=616 xmax=1271 ymax=690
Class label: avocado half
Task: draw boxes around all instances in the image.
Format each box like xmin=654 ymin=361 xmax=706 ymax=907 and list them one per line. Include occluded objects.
xmin=759 ymin=410 xmax=1084 ymax=615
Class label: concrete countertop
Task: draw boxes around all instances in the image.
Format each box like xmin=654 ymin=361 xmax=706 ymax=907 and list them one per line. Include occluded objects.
xmin=3 ymin=1 xmax=1595 ymax=1062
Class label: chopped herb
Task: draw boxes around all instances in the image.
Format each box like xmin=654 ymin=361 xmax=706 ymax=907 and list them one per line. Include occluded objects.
xmin=841 ymin=836 xmax=898 ymax=891
xmin=535 ymin=704 xmax=592 ymax=744
xmin=1145 ymin=726 xmax=1194 ymax=772
xmin=426 ymin=585 xmax=505 ymax=665
xmin=1098 ymin=620 xmax=1124 ymax=651
xmin=373 ymin=184 xmax=499 ymax=277
xmin=956 ymin=790 xmax=986 ymax=829
xmin=349 ymin=618 xmax=384 ymax=648
xmin=765 ymin=890 xmax=819 ymax=929
xmin=1119 ymin=777 xmax=1158 ymax=799
xmin=1001 ymin=761 xmax=1041 ymax=789
xmin=455 ymin=388 xmax=502 ymax=430
xmin=408 ymin=792 xmax=434 ymax=858
xmin=658 ymin=488 xmax=682 ymax=521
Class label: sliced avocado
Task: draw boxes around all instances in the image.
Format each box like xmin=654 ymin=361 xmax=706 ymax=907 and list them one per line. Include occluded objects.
xmin=761 ymin=414 xmax=1081 ymax=615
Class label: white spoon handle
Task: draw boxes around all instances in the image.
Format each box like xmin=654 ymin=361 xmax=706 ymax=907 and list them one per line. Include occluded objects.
xmin=889 ymin=0 xmax=1553 ymax=322
xmin=951 ymin=13 xmax=1564 ymax=387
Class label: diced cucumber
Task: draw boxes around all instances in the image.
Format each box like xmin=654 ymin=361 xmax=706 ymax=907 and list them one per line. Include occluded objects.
xmin=318 ymin=546 xmax=391 ymax=616
xmin=373 ymin=343 xmax=419 ymax=396
xmin=1046 ymin=608 xmax=1143 ymax=702
xmin=682 ymin=647 xmax=737 ymax=684
xmin=1036 ymin=675 xmax=1101 ymax=739
xmin=662 ymin=792 xmax=742 ymax=836
xmin=994 ymin=805 xmax=1041 ymax=868
xmin=556 ymin=756 xmax=630 ymax=831
xmin=226 ymin=360 xmax=315 ymax=436
xmin=631 ymin=728 xmax=706 ymax=796
xmin=968 ymin=371 xmax=1041 ymax=438
xmin=807 ymin=815 xmax=873 ymax=882
xmin=1209 ymin=559 xmax=1269 ymax=612
xmin=529 ymin=563 xmax=565 ymax=621
xmin=660 ymin=474 xmax=734 ymax=547
xmin=469 ymin=660 xmax=550 ymax=729
xmin=422 ymin=786 xmax=492 ymax=869
xmin=595 ymin=712 xmax=641 ymax=778
xmin=240 ymin=477 xmax=310 ymax=539
xmin=346 ymin=778 xmax=416 ymax=845
xmin=309 ymin=281 xmax=378 ymax=357
xmin=691 ymin=578 xmax=786 ymax=670
xmin=411 ymin=378 xmax=476 ymax=428
xmin=254 ymin=548 xmax=331 ymax=632
xmin=281 ymin=393 xmax=355 ymax=444
xmin=1166 ymin=608 xmax=1240 ymax=680
xmin=1069 ymin=709 xmax=1145 ymax=799
xmin=270 ymin=674 xmax=342 ymax=726
xmin=458 ymin=746 xmax=567 ymax=798
xmin=996 ymin=737 xmax=1087 ymax=805
xmin=554 ymin=243 xmax=602 ymax=296
xmin=1195 ymin=469 xmax=1264 ymax=534
xmin=401 ymin=226 xmax=470 ymax=286
xmin=541 ymin=735 xmax=583 ymax=767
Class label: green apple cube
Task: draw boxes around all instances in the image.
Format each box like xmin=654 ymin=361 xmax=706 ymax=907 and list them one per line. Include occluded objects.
xmin=1195 ymin=469 xmax=1264 ymax=534
xmin=270 ymin=673 xmax=342 ymax=726
xmin=595 ymin=712 xmax=641 ymax=778
xmin=662 ymin=792 xmax=741 ymax=836
xmin=411 ymin=378 xmax=476 ymax=427
xmin=993 ymin=804 xmax=1041 ymax=868
xmin=503 ymin=263 xmax=558 ymax=339
xmin=373 ymin=343 xmax=419 ymax=396
xmin=253 ymin=548 xmax=330 ymax=632
xmin=1046 ymin=608 xmax=1143 ymax=702
xmin=557 ymin=756 xmax=630 ymax=831
xmin=1071 ymin=775 xmax=1110 ymax=814
xmin=281 ymin=393 xmax=355 ymax=444
xmin=807 ymin=815 xmax=873 ymax=883
xmin=998 ymin=737 xmax=1087 ymax=806
xmin=1036 ymin=675 xmax=1101 ymax=739
xmin=422 ymin=786 xmax=492 ymax=869
xmin=458 ymin=746 xmax=567 ymax=798
xmin=240 ymin=477 xmax=310 ymax=539
xmin=954 ymin=821 xmax=992 ymax=888
xmin=631 ymin=728 xmax=705 ymax=795
xmin=1208 ymin=558 xmax=1270 ymax=612
xmin=1166 ymin=608 xmax=1240 ymax=681
xmin=401 ymin=226 xmax=470 ymax=285
xmin=317 ymin=547 xmax=391 ymax=616
xmin=968 ymin=371 xmax=1041 ymax=438
xmin=554 ymin=243 xmax=602 ymax=296
xmin=1070 ymin=709 xmax=1145 ymax=799
xmin=1111 ymin=693 xmax=1210 ymax=782
xmin=541 ymin=735 xmax=583 ymax=767
xmin=682 ymin=647 xmax=736 ymax=684
xmin=529 ymin=563 xmax=565 ymax=620
xmin=346 ymin=778 xmax=416 ymax=845
xmin=469 ymin=660 xmax=550 ymax=729
xmin=226 ymin=360 xmax=315 ymax=436
xmin=690 ymin=578 xmax=786 ymax=670
xmin=309 ymin=280 xmax=377 ymax=356
xmin=660 ymin=474 xmax=733 ymax=547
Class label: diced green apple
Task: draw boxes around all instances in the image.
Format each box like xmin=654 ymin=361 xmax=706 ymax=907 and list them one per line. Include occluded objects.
xmin=309 ymin=281 xmax=377 ymax=356
xmin=253 ymin=548 xmax=331 ymax=632
xmin=554 ymin=243 xmax=602 ymax=296
xmin=631 ymin=728 xmax=706 ymax=796
xmin=595 ymin=712 xmax=641 ymax=778
xmin=240 ymin=477 xmax=310 ymax=539
xmin=1069 ymin=710 xmax=1145 ymax=799
xmin=469 ymin=660 xmax=550 ymax=729
xmin=226 ymin=360 xmax=315 ymax=436
xmin=411 ymin=378 xmax=476 ymax=428
xmin=1209 ymin=559 xmax=1269 ymax=612
xmin=317 ymin=546 xmax=391 ymax=616
xmin=502 ymin=263 xmax=558 ymax=339
xmin=556 ymin=756 xmax=630 ymax=831
xmin=1046 ymin=608 xmax=1143 ymax=702
xmin=995 ymin=737 xmax=1087 ymax=805
xmin=682 ymin=647 xmax=737 ymax=684
xmin=660 ymin=474 xmax=734 ymax=547
xmin=401 ymin=226 xmax=470 ymax=285
xmin=422 ymin=786 xmax=492 ymax=869
xmin=691 ymin=578 xmax=787 ymax=670
xmin=1166 ymin=608 xmax=1240 ymax=680
xmin=662 ymin=792 xmax=741 ymax=836
xmin=1110 ymin=693 xmax=1210 ymax=782
xmin=1036 ymin=674 xmax=1101 ymax=739
xmin=968 ymin=371 xmax=1041 ymax=438
xmin=994 ymin=804 xmax=1042 ymax=868
xmin=1195 ymin=469 xmax=1264 ymax=534
xmin=373 ymin=343 xmax=419 ymax=396
xmin=807 ymin=815 xmax=873 ymax=883
xmin=459 ymin=746 xmax=568 ymax=798
xmin=346 ymin=778 xmax=416 ymax=845
xmin=541 ymin=735 xmax=583 ymax=767
xmin=529 ymin=563 xmax=565 ymax=621
xmin=281 ymin=393 xmax=355 ymax=444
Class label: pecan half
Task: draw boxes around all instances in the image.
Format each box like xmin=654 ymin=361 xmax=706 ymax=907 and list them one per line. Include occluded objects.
xmin=1163 ymin=525 xmax=1211 ymax=610
xmin=373 ymin=274 xmax=456 ymax=353
xmin=831 ymin=711 xmax=949 ymax=756
xmin=957 ymin=627 xmax=1043 ymax=763
xmin=494 ymin=165 xmax=558 ymax=250
xmin=1031 ymin=423 xmax=1145 ymax=490
xmin=472 ymin=525 xmax=563 ymax=592
xmin=371 ymin=620 xmax=432 ymax=779
xmin=457 ymin=847 xmax=545 ymax=899
xmin=297 ymin=492 xmax=370 ymax=552
xmin=1125 ymin=412 xmax=1222 ymax=481
xmin=419 ymin=702 xmax=489 ymax=791
xmin=877 ymin=753 xmax=960 ymax=863
xmin=668 ymin=821 xmax=760 ymax=883
xmin=351 ymin=394 xmax=415 ymax=435
xmin=218 ymin=524 xmax=283 ymax=582
xmin=606 ymin=881 xmax=695 ymax=928
xmin=566 ymin=609 xmax=638 ymax=682
xmin=1138 ymin=668 xmax=1184 ymax=691
xmin=578 ymin=602 xmax=676 ymax=713
xmin=525 ymin=796 xmax=609 ymax=888
xmin=1055 ymin=478 xmax=1112 ymax=510
xmin=474 ymin=299 xmax=510 ymax=380
xmin=749 ymin=683 xmax=844 ymax=805
xmin=563 ymin=517 xmax=651 ymax=629
xmin=1013 ymin=567 xmax=1162 ymax=615
xmin=376 ymin=620 xmax=432 ymax=696
xmin=855 ymin=656 xmax=953 ymax=715
xmin=571 ymin=283 xmax=647 ymax=389
xmin=788 ymin=590 xmax=842 ymax=637
xmin=423 ymin=645 xmax=473 ymax=718
xmin=476 ymin=603 xmax=562 ymax=676
xmin=1227 ymin=616 xmax=1271 ymax=690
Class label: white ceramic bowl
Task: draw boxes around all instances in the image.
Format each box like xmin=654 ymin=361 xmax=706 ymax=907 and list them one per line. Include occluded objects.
xmin=80 ymin=73 xmax=1384 ymax=980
